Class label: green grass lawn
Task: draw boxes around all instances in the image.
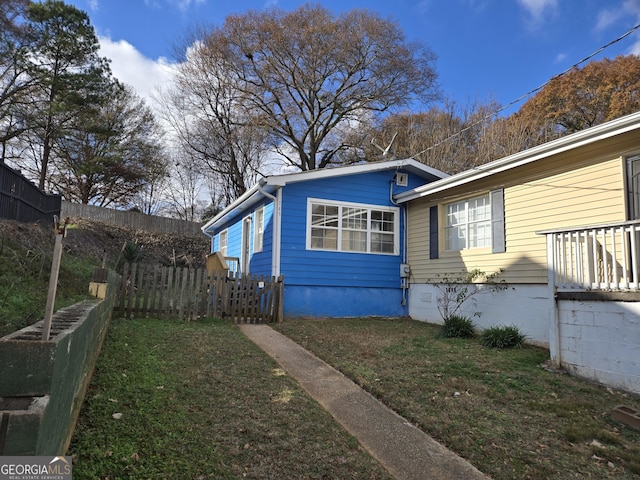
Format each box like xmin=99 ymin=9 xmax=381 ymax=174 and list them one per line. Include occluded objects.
xmin=0 ymin=232 xmax=98 ymax=338
xmin=68 ymin=317 xmax=392 ymax=480
xmin=273 ymin=317 xmax=640 ymax=480
xmin=69 ymin=316 xmax=640 ymax=480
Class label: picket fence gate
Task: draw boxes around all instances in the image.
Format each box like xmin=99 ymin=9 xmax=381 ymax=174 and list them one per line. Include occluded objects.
xmin=116 ymin=263 xmax=284 ymax=323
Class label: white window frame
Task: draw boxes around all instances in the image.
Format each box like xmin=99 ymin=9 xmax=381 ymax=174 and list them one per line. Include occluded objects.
xmin=306 ymin=198 xmax=399 ymax=255
xmin=444 ymin=194 xmax=491 ymax=251
xmin=218 ymin=229 xmax=228 ymax=257
xmin=253 ymin=207 xmax=264 ymax=253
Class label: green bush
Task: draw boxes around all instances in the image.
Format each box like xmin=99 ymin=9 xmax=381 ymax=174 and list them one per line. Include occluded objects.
xmin=481 ymin=325 xmax=527 ymax=349
xmin=439 ymin=315 xmax=476 ymax=338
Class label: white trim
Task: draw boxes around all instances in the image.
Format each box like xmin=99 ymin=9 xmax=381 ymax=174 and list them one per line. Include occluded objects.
xmin=274 ymin=188 xmax=282 ymax=276
xmin=395 ymin=110 xmax=640 ymax=204
xmin=218 ymin=229 xmax=228 ymax=257
xmin=444 ymin=193 xmax=491 ymax=251
xmin=241 ymin=215 xmax=251 ymax=274
xmin=267 ymin=158 xmax=447 ymax=187
xmin=202 ymin=158 xmax=449 ymax=233
xmin=306 ymin=197 xmax=400 ymax=255
xmin=256 ymin=186 xmax=281 ymax=277
xmin=201 ymin=182 xmax=266 ymax=233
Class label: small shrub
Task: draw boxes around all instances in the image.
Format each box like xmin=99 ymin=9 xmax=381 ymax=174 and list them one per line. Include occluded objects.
xmin=116 ymin=241 xmax=144 ymax=270
xmin=439 ymin=315 xmax=476 ymax=338
xmin=481 ymin=325 xmax=526 ymax=349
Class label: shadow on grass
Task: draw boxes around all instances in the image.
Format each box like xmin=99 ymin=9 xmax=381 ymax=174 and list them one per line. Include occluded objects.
xmin=273 ymin=317 xmax=640 ymax=480
xmin=69 ymin=317 xmax=392 ymax=480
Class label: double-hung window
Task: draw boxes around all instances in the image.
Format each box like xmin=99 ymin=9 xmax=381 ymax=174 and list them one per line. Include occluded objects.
xmin=254 ymin=207 xmax=264 ymax=252
xmin=218 ymin=229 xmax=228 ymax=256
xmin=627 ymin=155 xmax=640 ymax=219
xmin=307 ymin=199 xmax=398 ymax=255
xmin=445 ymin=194 xmax=491 ymax=250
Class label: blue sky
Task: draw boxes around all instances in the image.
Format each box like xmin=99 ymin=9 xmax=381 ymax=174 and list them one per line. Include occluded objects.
xmin=63 ymin=0 xmax=640 ymax=115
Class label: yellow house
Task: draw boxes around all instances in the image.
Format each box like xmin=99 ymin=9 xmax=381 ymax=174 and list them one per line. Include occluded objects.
xmin=396 ymin=111 xmax=640 ymax=394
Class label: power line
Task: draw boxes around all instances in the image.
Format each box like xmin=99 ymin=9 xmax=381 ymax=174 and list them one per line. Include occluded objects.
xmin=411 ymin=21 xmax=640 ymax=160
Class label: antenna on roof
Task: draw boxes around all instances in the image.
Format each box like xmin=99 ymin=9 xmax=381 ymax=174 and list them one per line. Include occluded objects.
xmin=371 ymin=132 xmax=397 ymax=160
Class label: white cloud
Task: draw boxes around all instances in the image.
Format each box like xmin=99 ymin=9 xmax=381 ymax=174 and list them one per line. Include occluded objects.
xmin=595 ymin=8 xmax=621 ymax=32
xmin=171 ymin=0 xmax=207 ymax=11
xmin=141 ymin=0 xmax=207 ymax=12
xmin=98 ymin=36 xmax=176 ymax=107
xmin=87 ymin=0 xmax=99 ymax=10
xmin=554 ymin=52 xmax=567 ymax=63
xmin=517 ymin=0 xmax=558 ymax=27
xmin=595 ymin=1 xmax=640 ymax=54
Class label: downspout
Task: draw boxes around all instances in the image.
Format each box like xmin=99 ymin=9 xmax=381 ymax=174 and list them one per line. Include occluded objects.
xmin=390 ymin=179 xmax=408 ymax=306
xmin=257 ymin=185 xmax=281 ymax=277
xmin=202 ymin=224 xmax=214 ymax=254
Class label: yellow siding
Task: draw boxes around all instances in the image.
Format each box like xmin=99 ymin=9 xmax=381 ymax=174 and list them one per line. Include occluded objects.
xmin=408 ymin=157 xmax=627 ymax=284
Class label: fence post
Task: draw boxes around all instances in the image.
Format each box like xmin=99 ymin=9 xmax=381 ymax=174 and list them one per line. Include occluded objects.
xmin=42 ymin=217 xmax=68 ymax=340
xmin=277 ymin=275 xmax=284 ymax=323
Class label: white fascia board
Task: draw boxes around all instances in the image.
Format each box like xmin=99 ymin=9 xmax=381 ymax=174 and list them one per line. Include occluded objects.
xmin=201 ymin=179 xmax=276 ymax=234
xmin=201 ymin=158 xmax=448 ymax=234
xmin=395 ymin=110 xmax=640 ymax=203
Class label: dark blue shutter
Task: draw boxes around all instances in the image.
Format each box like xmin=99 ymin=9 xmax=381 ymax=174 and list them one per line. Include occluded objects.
xmin=491 ymin=189 xmax=505 ymax=253
xmin=429 ymin=205 xmax=438 ymax=259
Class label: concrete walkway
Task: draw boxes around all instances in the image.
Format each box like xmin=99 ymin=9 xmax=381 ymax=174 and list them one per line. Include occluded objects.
xmin=240 ymin=324 xmax=489 ymax=480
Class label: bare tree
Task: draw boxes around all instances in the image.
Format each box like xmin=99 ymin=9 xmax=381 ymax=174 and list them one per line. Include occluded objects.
xmin=164 ymin=149 xmax=208 ymax=222
xmin=160 ymin=32 xmax=267 ymax=206
xmin=0 ymin=0 xmax=32 ymax=160
xmin=199 ymin=4 xmax=439 ymax=171
xmin=365 ymin=99 xmax=504 ymax=174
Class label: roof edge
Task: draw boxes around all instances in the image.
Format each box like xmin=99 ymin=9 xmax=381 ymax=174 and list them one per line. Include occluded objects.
xmin=265 ymin=158 xmax=448 ymax=187
xmin=201 ymin=158 xmax=450 ymax=233
xmin=395 ymin=110 xmax=640 ymax=203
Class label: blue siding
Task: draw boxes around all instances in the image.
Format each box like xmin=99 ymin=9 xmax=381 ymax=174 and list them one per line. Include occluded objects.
xmin=249 ymin=201 xmax=274 ymax=276
xmin=276 ymin=169 xmax=428 ymax=317
xmin=279 ymin=169 xmax=407 ymax=289
xmin=209 ymin=167 xmax=434 ymax=318
xmin=226 ymin=220 xmax=243 ymax=260
xmin=210 ymin=198 xmax=274 ymax=275
xmin=284 ymin=285 xmax=407 ymax=317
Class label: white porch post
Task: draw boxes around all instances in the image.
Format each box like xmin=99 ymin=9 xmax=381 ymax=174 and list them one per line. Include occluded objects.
xmin=546 ymin=233 xmax=561 ymax=365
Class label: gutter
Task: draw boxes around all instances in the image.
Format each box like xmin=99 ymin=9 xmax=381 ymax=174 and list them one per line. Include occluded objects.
xmin=201 ymin=181 xmax=266 ymax=234
xmin=394 ymin=110 xmax=640 ymax=204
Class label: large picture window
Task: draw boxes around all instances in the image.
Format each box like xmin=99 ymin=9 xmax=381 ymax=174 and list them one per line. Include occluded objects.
xmin=445 ymin=194 xmax=491 ymax=250
xmin=307 ymin=199 xmax=398 ymax=255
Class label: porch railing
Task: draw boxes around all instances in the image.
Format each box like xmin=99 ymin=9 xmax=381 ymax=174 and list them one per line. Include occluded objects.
xmin=538 ymin=220 xmax=640 ymax=291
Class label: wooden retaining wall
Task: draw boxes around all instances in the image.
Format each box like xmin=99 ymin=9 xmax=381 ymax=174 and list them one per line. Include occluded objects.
xmin=116 ymin=263 xmax=284 ymax=323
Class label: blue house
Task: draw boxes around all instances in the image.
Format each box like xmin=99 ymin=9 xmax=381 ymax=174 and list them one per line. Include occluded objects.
xmin=201 ymin=159 xmax=447 ymax=318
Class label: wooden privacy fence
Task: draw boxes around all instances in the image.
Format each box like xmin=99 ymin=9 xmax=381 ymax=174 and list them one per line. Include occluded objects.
xmin=0 ymin=162 xmax=61 ymax=223
xmin=116 ymin=263 xmax=284 ymax=323
xmin=61 ymin=200 xmax=202 ymax=235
